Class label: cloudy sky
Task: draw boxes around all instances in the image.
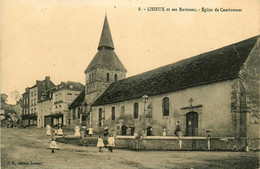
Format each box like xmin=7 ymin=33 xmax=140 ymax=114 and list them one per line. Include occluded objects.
xmin=2 ymin=0 xmax=259 ymax=104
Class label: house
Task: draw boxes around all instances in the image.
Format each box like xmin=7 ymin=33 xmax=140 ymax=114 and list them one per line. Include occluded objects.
xmin=52 ymin=81 xmax=84 ymax=127
xmin=21 ymin=76 xmax=55 ymax=127
xmin=37 ymin=88 xmax=55 ymax=128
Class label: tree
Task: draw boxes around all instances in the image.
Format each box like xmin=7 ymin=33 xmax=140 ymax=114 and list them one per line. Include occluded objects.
xmin=1 ymin=93 xmax=8 ymax=103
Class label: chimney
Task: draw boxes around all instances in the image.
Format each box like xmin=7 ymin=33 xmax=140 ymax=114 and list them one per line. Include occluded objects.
xmin=25 ymin=87 xmax=30 ymax=93
xmin=45 ymin=76 xmax=50 ymax=89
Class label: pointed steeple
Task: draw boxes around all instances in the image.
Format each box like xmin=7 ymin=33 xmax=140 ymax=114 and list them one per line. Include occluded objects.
xmin=98 ymin=15 xmax=115 ymax=50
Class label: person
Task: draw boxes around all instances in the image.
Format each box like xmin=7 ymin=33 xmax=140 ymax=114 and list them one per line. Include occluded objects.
xmin=86 ymin=128 xmax=89 ymax=137
xmin=80 ymin=125 xmax=86 ymax=139
xmin=121 ymin=123 xmax=128 ymax=136
xmin=75 ymin=124 xmax=81 ymax=137
xmin=97 ymin=136 xmax=105 ymax=152
xmin=134 ymin=132 xmax=141 ymax=151
xmin=147 ymin=124 xmax=153 ymax=136
xmin=49 ymin=138 xmax=58 ymax=153
xmin=104 ymin=127 xmax=109 ymax=137
xmin=46 ymin=124 xmax=52 ymax=136
xmin=174 ymin=121 xmax=181 ymax=137
xmin=107 ymin=134 xmax=115 ymax=152
xmin=130 ymin=124 xmax=135 ymax=136
xmin=163 ymin=127 xmax=167 ymax=136
xmin=88 ymin=127 xmax=93 ymax=137
xmin=57 ymin=125 xmax=63 ymax=136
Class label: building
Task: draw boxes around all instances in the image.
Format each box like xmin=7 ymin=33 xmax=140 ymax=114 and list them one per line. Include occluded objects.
xmin=52 ymin=81 xmax=84 ymax=127
xmin=78 ymin=16 xmax=259 ymax=149
xmin=90 ymin=35 xmax=259 ymax=147
xmin=21 ymin=76 xmax=55 ymax=127
xmin=37 ymin=89 xmax=55 ymax=128
xmin=21 ymin=88 xmax=30 ymax=126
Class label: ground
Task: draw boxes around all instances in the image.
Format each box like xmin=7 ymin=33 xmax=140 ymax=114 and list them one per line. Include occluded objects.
xmin=1 ymin=128 xmax=259 ymax=169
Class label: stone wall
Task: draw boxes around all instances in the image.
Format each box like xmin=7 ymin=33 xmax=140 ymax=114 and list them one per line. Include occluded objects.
xmin=56 ymin=136 xmax=250 ymax=151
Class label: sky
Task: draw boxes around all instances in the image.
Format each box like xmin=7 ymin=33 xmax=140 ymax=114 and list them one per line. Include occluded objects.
xmin=1 ymin=0 xmax=259 ymax=104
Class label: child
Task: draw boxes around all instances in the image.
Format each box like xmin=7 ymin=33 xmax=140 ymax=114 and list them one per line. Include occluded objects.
xmin=49 ymin=138 xmax=58 ymax=153
xmin=97 ymin=136 xmax=104 ymax=152
xmin=107 ymin=134 xmax=115 ymax=152
xmin=163 ymin=127 xmax=167 ymax=136
xmin=88 ymin=127 xmax=93 ymax=137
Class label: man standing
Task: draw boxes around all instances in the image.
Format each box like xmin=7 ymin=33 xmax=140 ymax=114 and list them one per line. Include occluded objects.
xmin=146 ymin=124 xmax=153 ymax=136
xmin=104 ymin=126 xmax=109 ymax=137
xmin=121 ymin=123 xmax=128 ymax=136
xmin=174 ymin=121 xmax=181 ymax=137
xmin=130 ymin=124 xmax=135 ymax=136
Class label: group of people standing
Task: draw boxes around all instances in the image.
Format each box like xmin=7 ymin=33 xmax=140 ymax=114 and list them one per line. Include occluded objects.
xmin=74 ymin=124 xmax=93 ymax=138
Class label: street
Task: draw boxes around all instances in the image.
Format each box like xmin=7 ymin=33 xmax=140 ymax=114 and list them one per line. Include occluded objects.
xmin=1 ymin=128 xmax=259 ymax=169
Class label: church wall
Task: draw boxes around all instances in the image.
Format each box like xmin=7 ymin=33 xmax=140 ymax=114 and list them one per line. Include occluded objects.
xmin=239 ymin=39 xmax=260 ymax=149
xmin=91 ymin=80 xmax=235 ymax=137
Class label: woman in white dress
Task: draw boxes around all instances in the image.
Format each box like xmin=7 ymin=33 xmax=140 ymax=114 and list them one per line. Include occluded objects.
xmin=46 ymin=125 xmax=51 ymax=136
xmin=74 ymin=125 xmax=80 ymax=137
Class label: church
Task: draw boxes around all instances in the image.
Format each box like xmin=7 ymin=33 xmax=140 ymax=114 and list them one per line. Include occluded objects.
xmin=69 ymin=15 xmax=259 ymax=149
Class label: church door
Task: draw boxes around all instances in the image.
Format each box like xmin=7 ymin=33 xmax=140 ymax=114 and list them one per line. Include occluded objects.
xmin=186 ymin=112 xmax=198 ymax=136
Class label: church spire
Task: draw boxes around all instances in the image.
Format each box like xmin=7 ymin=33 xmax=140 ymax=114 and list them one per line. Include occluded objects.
xmin=98 ymin=15 xmax=115 ymax=50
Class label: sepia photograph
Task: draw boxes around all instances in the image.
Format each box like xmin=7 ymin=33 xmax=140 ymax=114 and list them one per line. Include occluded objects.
xmin=1 ymin=0 xmax=259 ymax=168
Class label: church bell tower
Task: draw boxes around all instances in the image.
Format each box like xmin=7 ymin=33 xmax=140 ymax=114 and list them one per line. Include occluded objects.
xmin=84 ymin=15 xmax=127 ymax=107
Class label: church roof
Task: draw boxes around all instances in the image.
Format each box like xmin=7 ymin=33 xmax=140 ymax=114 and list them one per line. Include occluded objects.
xmin=93 ymin=36 xmax=259 ymax=106
xmin=85 ymin=15 xmax=127 ymax=73
xmin=68 ymin=90 xmax=85 ymax=109
xmin=98 ymin=15 xmax=114 ymax=50
xmin=85 ymin=49 xmax=127 ymax=72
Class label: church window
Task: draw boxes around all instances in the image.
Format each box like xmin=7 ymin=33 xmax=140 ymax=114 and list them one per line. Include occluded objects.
xmin=107 ymin=73 xmax=110 ymax=82
xmin=111 ymin=106 xmax=115 ymax=120
xmin=87 ymin=86 xmax=89 ymax=93
xmin=98 ymin=108 xmax=103 ymax=126
xmin=134 ymin=103 xmax=139 ymax=119
xmin=162 ymin=97 xmax=169 ymax=116
xmin=115 ymin=74 xmax=118 ymax=82
xmin=89 ymin=74 xmax=92 ymax=83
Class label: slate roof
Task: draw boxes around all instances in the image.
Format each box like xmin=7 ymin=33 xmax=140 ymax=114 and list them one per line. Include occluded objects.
xmin=85 ymin=49 xmax=127 ymax=72
xmin=98 ymin=15 xmax=114 ymax=50
xmin=68 ymin=90 xmax=85 ymax=109
xmin=85 ymin=15 xmax=127 ymax=73
xmin=53 ymin=81 xmax=84 ymax=92
xmin=93 ymin=36 xmax=259 ymax=106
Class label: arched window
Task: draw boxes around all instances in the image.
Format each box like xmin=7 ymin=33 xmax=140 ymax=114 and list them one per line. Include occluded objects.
xmin=107 ymin=73 xmax=110 ymax=82
xmin=111 ymin=106 xmax=115 ymax=120
xmin=87 ymin=86 xmax=89 ymax=93
xmin=98 ymin=108 xmax=103 ymax=126
xmin=133 ymin=103 xmax=139 ymax=119
xmin=162 ymin=97 xmax=169 ymax=116
xmin=115 ymin=74 xmax=118 ymax=82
